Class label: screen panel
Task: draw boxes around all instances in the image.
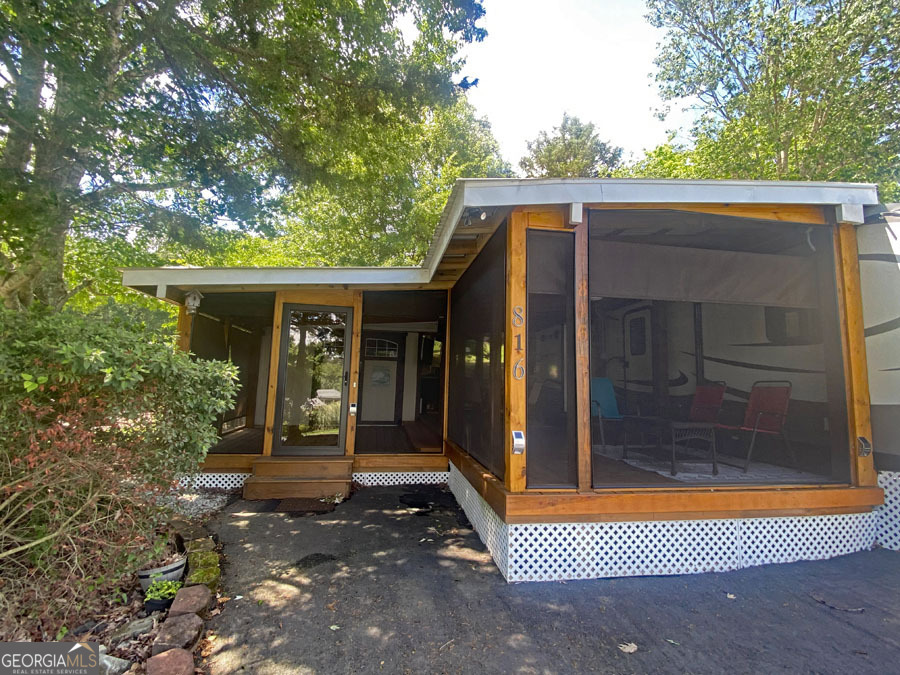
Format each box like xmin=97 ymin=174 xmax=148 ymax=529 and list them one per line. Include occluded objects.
xmin=526 ymin=230 xmax=578 ymax=488
xmin=447 ymin=222 xmax=507 ymax=480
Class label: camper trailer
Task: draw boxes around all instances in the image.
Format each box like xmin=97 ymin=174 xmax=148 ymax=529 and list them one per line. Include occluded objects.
xmin=122 ymin=178 xmax=900 ymax=581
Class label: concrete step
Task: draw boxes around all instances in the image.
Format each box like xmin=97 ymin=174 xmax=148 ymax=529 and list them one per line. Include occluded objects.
xmin=243 ymin=476 xmax=351 ymax=500
xmin=251 ymin=456 xmax=353 ymax=478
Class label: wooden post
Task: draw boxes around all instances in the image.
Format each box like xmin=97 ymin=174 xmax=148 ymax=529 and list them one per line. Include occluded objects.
xmin=505 ymin=210 xmax=528 ymax=492
xmin=835 ymin=223 xmax=877 ymax=486
xmin=574 ymin=210 xmax=592 ymax=492
xmin=262 ymin=291 xmax=283 ymax=456
xmin=344 ymin=290 xmax=363 ymax=456
xmin=442 ymin=290 xmax=451 ymax=443
xmin=176 ymin=305 xmax=193 ymax=352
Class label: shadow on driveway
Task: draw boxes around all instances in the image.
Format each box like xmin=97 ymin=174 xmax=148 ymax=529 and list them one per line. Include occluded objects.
xmin=205 ymin=484 xmax=900 ymax=674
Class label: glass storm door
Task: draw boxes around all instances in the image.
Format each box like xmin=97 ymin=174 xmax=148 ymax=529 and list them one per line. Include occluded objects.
xmin=273 ymin=304 xmax=352 ymax=455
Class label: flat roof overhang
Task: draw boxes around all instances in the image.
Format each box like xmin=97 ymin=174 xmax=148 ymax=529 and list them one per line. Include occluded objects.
xmin=122 ymin=178 xmax=881 ymax=302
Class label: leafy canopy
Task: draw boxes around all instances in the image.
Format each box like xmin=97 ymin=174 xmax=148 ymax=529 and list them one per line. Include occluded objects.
xmin=640 ymin=0 xmax=900 ymax=197
xmin=0 ymin=0 xmax=486 ymax=308
xmin=519 ymin=113 xmax=622 ymax=178
xmin=183 ymin=98 xmax=511 ymax=268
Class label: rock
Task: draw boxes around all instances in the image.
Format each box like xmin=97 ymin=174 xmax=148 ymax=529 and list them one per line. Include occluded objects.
xmin=146 ymin=648 xmax=195 ymax=675
xmin=151 ymin=613 xmax=204 ymax=655
xmin=184 ymin=537 xmax=216 ymax=553
xmin=185 ymin=565 xmax=221 ymax=592
xmin=71 ymin=620 xmax=97 ymax=636
xmin=99 ymin=652 xmax=132 ymax=675
xmin=170 ymin=519 xmax=208 ymax=550
xmin=169 ymin=584 xmax=213 ymax=619
xmin=109 ymin=616 xmax=155 ymax=644
xmin=188 ymin=550 xmax=218 ymax=570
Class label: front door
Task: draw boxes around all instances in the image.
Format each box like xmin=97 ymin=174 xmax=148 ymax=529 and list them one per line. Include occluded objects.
xmin=273 ymin=304 xmax=353 ymax=455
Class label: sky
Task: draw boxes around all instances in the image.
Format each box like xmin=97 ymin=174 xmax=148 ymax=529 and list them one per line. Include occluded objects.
xmin=458 ymin=0 xmax=695 ymax=171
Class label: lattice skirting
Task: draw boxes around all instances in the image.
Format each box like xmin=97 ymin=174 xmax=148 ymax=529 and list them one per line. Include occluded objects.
xmin=877 ymin=471 xmax=900 ymax=551
xmin=179 ymin=473 xmax=250 ymax=490
xmin=448 ymin=464 xmax=878 ymax=583
xmin=352 ymin=471 xmax=450 ymax=486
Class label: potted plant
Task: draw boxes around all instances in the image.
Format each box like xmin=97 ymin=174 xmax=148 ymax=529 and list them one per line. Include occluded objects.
xmin=137 ymin=537 xmax=187 ymax=591
xmin=144 ymin=578 xmax=183 ymax=612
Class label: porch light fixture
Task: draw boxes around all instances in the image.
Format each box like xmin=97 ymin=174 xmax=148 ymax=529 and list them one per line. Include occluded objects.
xmin=184 ymin=289 xmax=204 ymax=315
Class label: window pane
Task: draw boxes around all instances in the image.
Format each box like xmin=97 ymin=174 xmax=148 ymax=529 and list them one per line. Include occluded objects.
xmin=280 ymin=310 xmax=346 ymax=448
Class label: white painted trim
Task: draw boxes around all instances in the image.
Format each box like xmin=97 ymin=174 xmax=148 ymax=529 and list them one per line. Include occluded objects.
xmin=122 ymin=265 xmax=430 ymax=290
xmin=458 ymin=178 xmax=878 ymax=210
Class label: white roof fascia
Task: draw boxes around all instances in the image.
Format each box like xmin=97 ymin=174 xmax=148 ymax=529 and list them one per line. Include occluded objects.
xmin=457 ymin=178 xmax=879 ymax=209
xmin=122 ymin=265 xmax=430 ymax=290
xmin=422 ymin=181 xmax=466 ymax=278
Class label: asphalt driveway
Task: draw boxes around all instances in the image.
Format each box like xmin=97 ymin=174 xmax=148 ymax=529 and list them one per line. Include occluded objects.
xmin=205 ymin=484 xmax=900 ymax=674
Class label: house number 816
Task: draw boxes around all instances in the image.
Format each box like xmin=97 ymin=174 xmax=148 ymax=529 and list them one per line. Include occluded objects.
xmin=512 ymin=305 xmax=525 ymax=380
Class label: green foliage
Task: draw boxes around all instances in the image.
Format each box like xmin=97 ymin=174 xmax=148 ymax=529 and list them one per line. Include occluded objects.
xmin=145 ymin=579 xmax=182 ymax=601
xmin=519 ymin=113 xmax=623 ymax=178
xmin=179 ymin=98 xmax=510 ymax=267
xmin=643 ymin=0 xmax=900 ymax=197
xmin=0 ymin=0 xmax=487 ymax=308
xmin=0 ymin=304 xmax=237 ymax=638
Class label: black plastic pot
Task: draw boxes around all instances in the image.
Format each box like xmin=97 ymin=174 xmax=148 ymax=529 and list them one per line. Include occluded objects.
xmin=143 ymin=597 xmax=174 ymax=613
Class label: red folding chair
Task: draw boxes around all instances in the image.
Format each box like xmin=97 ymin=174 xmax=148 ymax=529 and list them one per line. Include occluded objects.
xmin=716 ymin=380 xmax=796 ymax=473
xmin=669 ymin=381 xmax=726 ymax=475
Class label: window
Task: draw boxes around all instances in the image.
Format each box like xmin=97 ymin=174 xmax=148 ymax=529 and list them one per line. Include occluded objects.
xmin=764 ymin=307 xmax=821 ymax=345
xmin=365 ymin=337 xmax=399 ymax=358
xmin=628 ymin=317 xmax=647 ymax=356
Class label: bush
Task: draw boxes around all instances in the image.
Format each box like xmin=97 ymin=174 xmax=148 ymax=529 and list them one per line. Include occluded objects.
xmin=0 ymin=305 xmax=237 ymax=639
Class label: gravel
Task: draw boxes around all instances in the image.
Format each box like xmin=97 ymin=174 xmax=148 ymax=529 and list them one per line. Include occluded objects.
xmin=160 ymin=490 xmax=232 ymax=519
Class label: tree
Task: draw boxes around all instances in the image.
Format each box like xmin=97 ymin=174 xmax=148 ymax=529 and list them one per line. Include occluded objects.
xmin=172 ymin=98 xmax=510 ymax=269
xmin=519 ymin=113 xmax=622 ymax=178
xmin=0 ymin=0 xmax=487 ymax=309
xmin=645 ymin=0 xmax=900 ymax=196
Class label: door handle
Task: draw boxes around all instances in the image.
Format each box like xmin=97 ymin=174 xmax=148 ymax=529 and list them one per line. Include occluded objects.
xmin=344 ymin=371 xmax=349 ymax=387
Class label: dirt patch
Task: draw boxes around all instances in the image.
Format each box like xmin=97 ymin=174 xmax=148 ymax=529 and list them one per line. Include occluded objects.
xmin=295 ymin=553 xmax=339 ymax=570
xmin=276 ymin=498 xmax=336 ymax=516
xmin=400 ymin=487 xmax=471 ymax=527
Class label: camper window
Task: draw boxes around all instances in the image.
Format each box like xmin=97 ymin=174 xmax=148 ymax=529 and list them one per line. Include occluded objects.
xmin=764 ymin=307 xmax=821 ymax=345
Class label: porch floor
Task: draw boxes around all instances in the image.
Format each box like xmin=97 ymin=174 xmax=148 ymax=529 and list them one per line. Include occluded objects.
xmin=593 ymin=445 xmax=833 ymax=486
xmin=209 ymin=427 xmax=264 ymax=454
xmin=205 ymin=484 xmax=900 ymax=674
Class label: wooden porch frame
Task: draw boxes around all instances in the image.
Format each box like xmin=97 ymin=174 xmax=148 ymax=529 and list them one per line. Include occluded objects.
xmin=503 ymin=202 xmax=880 ymax=501
xmin=447 ymin=440 xmax=880 ymax=523
xmin=261 ymin=289 xmax=362 ymax=457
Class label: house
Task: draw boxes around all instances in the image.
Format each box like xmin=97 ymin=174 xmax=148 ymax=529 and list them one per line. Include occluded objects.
xmin=123 ymin=178 xmax=900 ymax=581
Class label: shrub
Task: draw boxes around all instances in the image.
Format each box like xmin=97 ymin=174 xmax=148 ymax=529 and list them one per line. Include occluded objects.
xmin=0 ymin=305 xmax=237 ymax=639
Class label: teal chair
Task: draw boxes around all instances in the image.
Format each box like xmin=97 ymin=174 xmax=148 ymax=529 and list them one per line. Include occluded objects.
xmin=591 ymin=377 xmax=624 ymax=449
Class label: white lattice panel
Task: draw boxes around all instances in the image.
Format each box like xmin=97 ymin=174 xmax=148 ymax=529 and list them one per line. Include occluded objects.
xmin=739 ymin=513 xmax=876 ymax=567
xmin=448 ymin=464 xmax=509 ymax=578
xmin=877 ymin=471 xmax=900 ymax=550
xmin=447 ymin=468 xmax=880 ymax=583
xmin=507 ymin=519 xmax=740 ymax=582
xmin=179 ymin=472 xmax=250 ymax=490
xmin=352 ymin=471 xmax=449 ymax=486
